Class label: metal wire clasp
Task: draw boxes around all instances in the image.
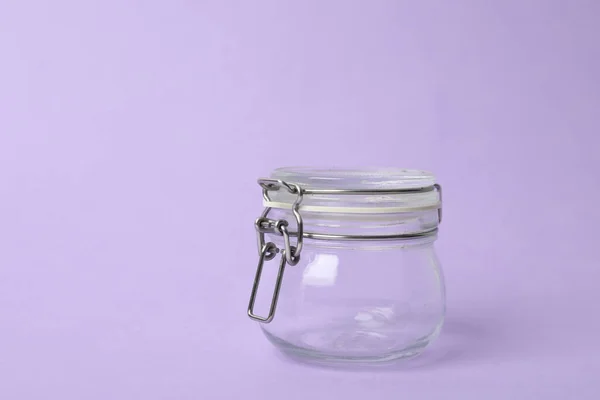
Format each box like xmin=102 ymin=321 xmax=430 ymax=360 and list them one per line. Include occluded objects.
xmin=247 ymin=179 xmax=304 ymax=323
xmin=247 ymin=242 xmax=287 ymax=323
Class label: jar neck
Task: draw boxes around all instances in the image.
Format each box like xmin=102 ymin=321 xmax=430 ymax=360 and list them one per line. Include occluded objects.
xmin=266 ymin=208 xmax=439 ymax=250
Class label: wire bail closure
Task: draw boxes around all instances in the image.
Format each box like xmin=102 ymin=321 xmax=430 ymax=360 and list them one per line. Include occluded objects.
xmin=247 ymin=242 xmax=286 ymax=323
xmin=247 ymin=178 xmax=442 ymax=323
xmin=247 ymin=179 xmax=304 ymax=323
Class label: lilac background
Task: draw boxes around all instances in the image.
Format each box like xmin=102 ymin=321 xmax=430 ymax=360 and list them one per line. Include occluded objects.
xmin=1 ymin=1 xmax=599 ymax=398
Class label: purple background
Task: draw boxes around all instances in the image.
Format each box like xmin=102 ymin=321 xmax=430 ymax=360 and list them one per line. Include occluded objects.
xmin=1 ymin=1 xmax=599 ymax=398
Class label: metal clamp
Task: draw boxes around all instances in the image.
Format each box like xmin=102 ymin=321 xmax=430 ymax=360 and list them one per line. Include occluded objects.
xmin=247 ymin=242 xmax=287 ymax=323
xmin=247 ymin=180 xmax=305 ymax=323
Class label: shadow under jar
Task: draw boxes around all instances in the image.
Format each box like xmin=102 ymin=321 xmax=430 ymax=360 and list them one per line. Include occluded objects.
xmin=247 ymin=167 xmax=445 ymax=366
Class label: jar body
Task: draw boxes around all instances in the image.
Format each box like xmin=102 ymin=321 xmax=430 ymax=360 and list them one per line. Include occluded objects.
xmin=258 ymin=236 xmax=445 ymax=364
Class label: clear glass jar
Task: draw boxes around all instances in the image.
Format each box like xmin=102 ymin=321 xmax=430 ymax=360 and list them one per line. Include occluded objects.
xmin=247 ymin=167 xmax=445 ymax=366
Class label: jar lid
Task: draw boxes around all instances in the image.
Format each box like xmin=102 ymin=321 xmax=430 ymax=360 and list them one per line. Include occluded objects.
xmin=264 ymin=167 xmax=441 ymax=215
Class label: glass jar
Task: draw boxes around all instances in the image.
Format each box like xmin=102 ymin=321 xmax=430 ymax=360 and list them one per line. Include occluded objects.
xmin=247 ymin=167 xmax=445 ymax=366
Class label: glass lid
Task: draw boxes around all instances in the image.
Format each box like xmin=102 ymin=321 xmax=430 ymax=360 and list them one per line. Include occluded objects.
xmin=271 ymin=167 xmax=436 ymax=191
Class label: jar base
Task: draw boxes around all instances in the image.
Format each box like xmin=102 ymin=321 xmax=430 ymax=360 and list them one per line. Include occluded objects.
xmin=262 ymin=327 xmax=437 ymax=367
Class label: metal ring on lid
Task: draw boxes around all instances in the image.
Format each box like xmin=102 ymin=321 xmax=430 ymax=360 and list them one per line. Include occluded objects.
xmin=266 ymin=167 xmax=441 ymax=216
